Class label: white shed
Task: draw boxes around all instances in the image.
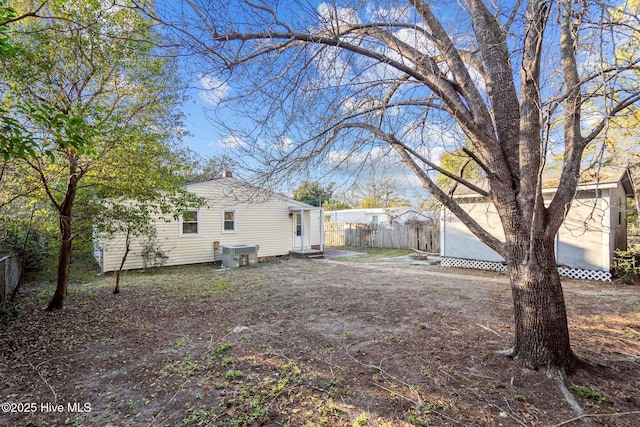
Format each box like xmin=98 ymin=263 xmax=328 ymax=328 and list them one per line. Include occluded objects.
xmin=95 ymin=175 xmax=324 ymax=273
xmin=440 ymin=166 xmax=634 ymax=281
xmin=324 ymin=207 xmax=434 ymax=224
xmin=324 ymin=208 xmax=393 ymax=224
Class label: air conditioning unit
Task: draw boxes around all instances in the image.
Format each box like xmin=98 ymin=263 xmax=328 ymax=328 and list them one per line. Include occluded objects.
xmin=221 ymin=244 xmax=258 ymax=268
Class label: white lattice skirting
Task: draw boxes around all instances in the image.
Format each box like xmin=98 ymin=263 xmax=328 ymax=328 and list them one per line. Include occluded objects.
xmin=441 ymin=257 xmax=612 ymax=282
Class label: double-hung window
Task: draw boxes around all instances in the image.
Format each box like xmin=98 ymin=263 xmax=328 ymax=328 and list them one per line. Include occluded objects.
xmin=223 ymin=210 xmax=236 ymax=232
xmin=181 ymin=210 xmax=199 ymax=235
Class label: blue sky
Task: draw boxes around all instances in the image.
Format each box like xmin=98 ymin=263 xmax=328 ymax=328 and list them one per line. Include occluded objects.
xmin=181 ymin=94 xmax=223 ymax=157
xmin=166 ymin=0 xmax=458 ymax=202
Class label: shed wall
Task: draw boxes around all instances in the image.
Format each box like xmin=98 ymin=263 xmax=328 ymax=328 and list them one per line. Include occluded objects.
xmin=443 ymin=189 xmax=614 ymax=271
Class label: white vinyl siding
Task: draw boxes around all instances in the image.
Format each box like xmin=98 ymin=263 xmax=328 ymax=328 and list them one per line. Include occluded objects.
xmin=99 ymin=178 xmax=323 ymax=272
xmin=442 ymin=188 xmax=619 ymax=272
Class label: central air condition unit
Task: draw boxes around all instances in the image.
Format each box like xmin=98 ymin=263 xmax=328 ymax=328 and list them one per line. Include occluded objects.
xmin=221 ymin=244 xmax=258 ymax=268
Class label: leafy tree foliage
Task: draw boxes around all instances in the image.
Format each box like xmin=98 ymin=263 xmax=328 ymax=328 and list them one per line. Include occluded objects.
xmin=0 ymin=0 xmax=31 ymax=160
xmin=293 ymin=181 xmax=335 ymax=206
xmin=1 ymin=0 xmax=196 ymax=309
xmin=322 ymin=199 xmax=351 ymax=211
xmin=353 ymin=177 xmax=411 ymax=208
xmin=183 ymin=152 xmax=239 ymax=183
xmin=0 ymin=214 xmax=54 ymax=275
xmin=437 ymin=148 xmax=483 ymax=193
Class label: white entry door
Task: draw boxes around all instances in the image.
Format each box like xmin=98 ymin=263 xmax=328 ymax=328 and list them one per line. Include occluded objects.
xmin=293 ymin=212 xmax=303 ymax=249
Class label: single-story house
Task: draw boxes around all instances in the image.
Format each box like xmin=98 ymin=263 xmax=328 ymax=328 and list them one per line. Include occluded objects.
xmin=440 ymin=166 xmax=634 ymax=281
xmin=95 ymin=173 xmax=324 ymax=273
xmin=324 ymin=207 xmax=435 ymax=224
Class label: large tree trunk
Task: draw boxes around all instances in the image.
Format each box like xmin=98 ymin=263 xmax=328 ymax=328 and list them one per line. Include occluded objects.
xmin=506 ymin=234 xmax=578 ymax=372
xmin=47 ymin=214 xmax=73 ymax=310
xmin=46 ymin=157 xmax=79 ymax=311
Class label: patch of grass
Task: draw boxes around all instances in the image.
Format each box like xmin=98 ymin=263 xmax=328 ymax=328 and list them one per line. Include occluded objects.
xmin=206 ymin=362 xmax=315 ymax=426
xmin=160 ymin=355 xmax=200 ymax=378
xmin=406 ymin=403 xmax=445 ymax=426
xmin=222 ymin=356 xmax=236 ymax=366
xmin=571 ymin=384 xmax=605 ymax=403
xmin=331 ymin=246 xmax=414 ymax=263
xmin=182 ymin=403 xmax=220 ymax=426
xmin=352 ymin=413 xmax=369 ymax=426
xmin=173 ymin=337 xmax=192 ymax=349
xmin=202 ymin=280 xmax=234 ymax=294
xmin=225 ymin=369 xmax=244 ymax=380
xmin=64 ymin=416 xmax=84 ymax=427
xmin=212 ymin=342 xmax=232 ymax=355
xmin=279 ymin=363 xmax=306 ymax=384
xmin=204 ymin=342 xmax=233 ymax=368
xmin=569 ymin=385 xmax=606 ymax=413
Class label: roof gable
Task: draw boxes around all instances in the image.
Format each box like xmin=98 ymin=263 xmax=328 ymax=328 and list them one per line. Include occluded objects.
xmin=452 ymin=166 xmax=634 ymax=198
xmin=186 ymin=177 xmax=318 ymax=208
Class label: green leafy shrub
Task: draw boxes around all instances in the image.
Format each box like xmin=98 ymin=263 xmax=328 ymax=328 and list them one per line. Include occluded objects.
xmin=0 ymin=217 xmax=56 ymax=276
xmin=613 ymin=246 xmax=640 ymax=285
xmin=140 ymin=237 xmax=169 ymax=270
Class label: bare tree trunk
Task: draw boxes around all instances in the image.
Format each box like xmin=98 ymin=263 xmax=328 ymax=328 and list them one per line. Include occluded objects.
xmin=506 ymin=234 xmax=578 ymax=372
xmin=47 ymin=158 xmax=78 ymax=311
xmin=47 ymin=211 xmax=73 ymax=310
xmin=114 ymin=228 xmax=132 ymax=294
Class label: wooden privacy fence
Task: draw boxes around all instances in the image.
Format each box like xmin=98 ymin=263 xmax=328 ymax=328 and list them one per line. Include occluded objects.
xmin=0 ymin=255 xmax=21 ymax=302
xmin=325 ymin=222 xmax=440 ymax=253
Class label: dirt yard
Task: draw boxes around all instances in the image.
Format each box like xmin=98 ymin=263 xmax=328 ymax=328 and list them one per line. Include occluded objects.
xmin=1 ymin=250 xmax=640 ymax=426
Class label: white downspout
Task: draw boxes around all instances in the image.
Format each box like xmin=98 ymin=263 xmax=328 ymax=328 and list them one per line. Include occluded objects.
xmin=320 ymin=208 xmax=325 ymax=251
xmin=440 ymin=206 xmax=446 ymax=257
xmin=301 ymin=210 xmax=306 ymax=251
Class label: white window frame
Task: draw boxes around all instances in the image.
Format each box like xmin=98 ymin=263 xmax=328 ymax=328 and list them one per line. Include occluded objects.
xmin=180 ymin=210 xmax=200 ymax=236
xmin=222 ymin=209 xmax=237 ymax=233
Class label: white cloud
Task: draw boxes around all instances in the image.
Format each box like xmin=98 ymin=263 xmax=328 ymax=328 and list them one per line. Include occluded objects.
xmin=367 ymin=4 xmax=410 ymax=22
xmin=274 ymin=136 xmax=294 ymax=151
xmin=199 ymin=74 xmax=229 ymax=105
xmin=219 ymin=134 xmax=246 ymax=149
xmin=310 ymin=46 xmax=353 ymax=88
xmin=317 ymin=3 xmax=361 ymax=28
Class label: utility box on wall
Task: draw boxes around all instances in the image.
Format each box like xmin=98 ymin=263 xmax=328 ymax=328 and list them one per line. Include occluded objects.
xmin=221 ymin=245 xmax=258 ymax=268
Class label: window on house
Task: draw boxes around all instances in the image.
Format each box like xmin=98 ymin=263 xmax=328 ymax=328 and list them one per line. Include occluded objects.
xmin=372 ymin=215 xmax=379 ymax=224
xmin=223 ymin=210 xmax=236 ymax=232
xmin=182 ymin=210 xmax=199 ymax=235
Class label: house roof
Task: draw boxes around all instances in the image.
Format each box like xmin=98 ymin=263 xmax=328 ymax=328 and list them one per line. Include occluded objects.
xmin=452 ymin=165 xmax=634 ymax=198
xmin=186 ymin=177 xmax=319 ymax=209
